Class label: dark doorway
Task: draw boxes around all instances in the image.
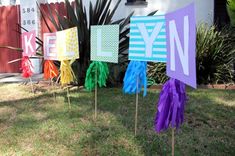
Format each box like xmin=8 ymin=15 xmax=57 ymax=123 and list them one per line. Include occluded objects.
xmin=214 ymin=0 xmax=230 ymax=28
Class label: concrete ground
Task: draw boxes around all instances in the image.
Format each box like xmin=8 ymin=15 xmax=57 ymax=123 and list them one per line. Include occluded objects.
xmin=0 ymin=73 xmax=43 ymax=83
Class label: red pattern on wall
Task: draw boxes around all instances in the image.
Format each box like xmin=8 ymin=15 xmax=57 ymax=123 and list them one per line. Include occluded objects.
xmin=40 ymin=2 xmax=67 ymax=35
xmin=0 ymin=5 xmax=21 ymax=73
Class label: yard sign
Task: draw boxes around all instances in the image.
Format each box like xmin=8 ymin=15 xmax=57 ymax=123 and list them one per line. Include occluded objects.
xmin=90 ymin=25 xmax=119 ymax=63
xmin=43 ymin=32 xmax=57 ymax=60
xmin=166 ymin=3 xmax=196 ymax=88
xmin=129 ymin=16 xmax=167 ymax=62
xmin=22 ymin=30 xmax=36 ymax=57
xmin=128 ymin=3 xmax=196 ymax=88
xmin=56 ymin=27 xmax=79 ymax=61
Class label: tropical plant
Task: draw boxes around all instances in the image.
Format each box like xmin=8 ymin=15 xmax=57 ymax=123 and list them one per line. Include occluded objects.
xmin=227 ymin=0 xmax=235 ymax=26
xmin=40 ymin=0 xmax=157 ymax=86
xmin=196 ymin=24 xmax=235 ymax=84
xmin=147 ymin=24 xmax=235 ymax=86
xmin=227 ymin=0 xmax=235 ymax=81
xmin=147 ymin=63 xmax=168 ymax=85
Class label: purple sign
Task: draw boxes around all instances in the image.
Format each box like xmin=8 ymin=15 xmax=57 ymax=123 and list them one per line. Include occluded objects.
xmin=166 ymin=3 xmax=197 ymax=88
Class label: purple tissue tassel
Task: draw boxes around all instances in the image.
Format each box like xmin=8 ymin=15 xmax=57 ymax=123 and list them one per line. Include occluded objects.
xmin=155 ymin=78 xmax=187 ymax=133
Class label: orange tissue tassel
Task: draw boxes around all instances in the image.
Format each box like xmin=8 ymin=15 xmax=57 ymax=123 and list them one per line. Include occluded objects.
xmin=44 ymin=60 xmax=59 ymax=80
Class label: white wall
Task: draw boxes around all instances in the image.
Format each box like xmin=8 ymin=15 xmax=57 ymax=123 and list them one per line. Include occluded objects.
xmin=46 ymin=0 xmax=72 ymax=3
xmin=13 ymin=0 xmax=213 ymax=25
xmin=0 ymin=0 xmax=46 ymax=5
xmin=1 ymin=0 xmax=18 ymax=5
xmin=86 ymin=0 xmax=214 ymax=26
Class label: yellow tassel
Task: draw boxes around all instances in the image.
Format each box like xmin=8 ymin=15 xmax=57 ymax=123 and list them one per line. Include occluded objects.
xmin=60 ymin=60 xmax=75 ymax=85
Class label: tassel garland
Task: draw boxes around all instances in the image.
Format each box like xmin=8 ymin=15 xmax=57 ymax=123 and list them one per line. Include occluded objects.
xmin=60 ymin=60 xmax=75 ymax=85
xmin=123 ymin=61 xmax=147 ymax=96
xmin=44 ymin=60 xmax=59 ymax=80
xmin=154 ymin=78 xmax=187 ymax=133
xmin=85 ymin=61 xmax=109 ymax=91
xmin=21 ymin=56 xmax=33 ymax=78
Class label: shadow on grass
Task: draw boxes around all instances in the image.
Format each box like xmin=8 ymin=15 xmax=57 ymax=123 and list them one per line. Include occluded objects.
xmin=71 ymin=88 xmax=235 ymax=155
xmin=0 ymin=87 xmax=234 ymax=155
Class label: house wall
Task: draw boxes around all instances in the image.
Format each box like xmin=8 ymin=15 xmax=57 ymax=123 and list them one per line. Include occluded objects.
xmin=0 ymin=0 xmax=215 ymax=26
xmin=0 ymin=5 xmax=21 ymax=73
xmin=19 ymin=0 xmax=214 ymax=25
xmin=84 ymin=0 xmax=214 ymax=26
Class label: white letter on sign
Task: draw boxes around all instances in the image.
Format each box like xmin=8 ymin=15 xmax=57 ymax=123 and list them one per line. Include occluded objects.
xmin=24 ymin=34 xmax=34 ymax=55
xmin=138 ymin=22 xmax=164 ymax=57
xmin=169 ymin=16 xmax=189 ymax=76
xmin=97 ymin=29 xmax=112 ymax=57
xmin=46 ymin=36 xmax=56 ymax=57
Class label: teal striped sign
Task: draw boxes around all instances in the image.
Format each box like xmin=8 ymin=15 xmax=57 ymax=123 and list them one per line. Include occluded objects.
xmin=129 ymin=16 xmax=167 ymax=62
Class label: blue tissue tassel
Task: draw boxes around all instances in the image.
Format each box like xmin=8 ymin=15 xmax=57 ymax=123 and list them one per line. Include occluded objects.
xmin=123 ymin=61 xmax=147 ymax=96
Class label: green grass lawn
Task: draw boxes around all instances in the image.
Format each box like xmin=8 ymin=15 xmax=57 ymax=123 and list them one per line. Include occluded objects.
xmin=0 ymin=83 xmax=234 ymax=156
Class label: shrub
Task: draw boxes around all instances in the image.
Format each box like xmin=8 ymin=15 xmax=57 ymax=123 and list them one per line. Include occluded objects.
xmin=227 ymin=0 xmax=235 ymax=26
xmin=196 ymin=24 xmax=235 ymax=84
xmin=147 ymin=63 xmax=168 ymax=85
xmin=147 ymin=24 xmax=235 ymax=85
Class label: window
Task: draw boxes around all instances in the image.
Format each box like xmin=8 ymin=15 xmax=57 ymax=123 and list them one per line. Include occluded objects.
xmin=125 ymin=0 xmax=148 ymax=6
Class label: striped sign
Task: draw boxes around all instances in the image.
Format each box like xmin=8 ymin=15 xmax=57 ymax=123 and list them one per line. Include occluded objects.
xmin=129 ymin=16 xmax=167 ymax=62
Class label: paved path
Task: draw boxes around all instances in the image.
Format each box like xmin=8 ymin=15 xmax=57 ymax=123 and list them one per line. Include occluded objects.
xmin=0 ymin=73 xmax=43 ymax=83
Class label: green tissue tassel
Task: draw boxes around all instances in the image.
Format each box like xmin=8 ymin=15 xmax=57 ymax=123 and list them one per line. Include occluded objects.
xmin=85 ymin=61 xmax=109 ymax=91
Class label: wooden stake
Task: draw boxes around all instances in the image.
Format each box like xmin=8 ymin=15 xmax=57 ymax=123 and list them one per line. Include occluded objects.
xmin=67 ymin=87 xmax=71 ymax=109
xmin=134 ymin=78 xmax=139 ymax=136
xmin=51 ymin=78 xmax=56 ymax=101
xmin=172 ymin=128 xmax=175 ymax=156
xmin=94 ymin=64 xmax=98 ymax=120
xmin=29 ymin=77 xmax=34 ymax=94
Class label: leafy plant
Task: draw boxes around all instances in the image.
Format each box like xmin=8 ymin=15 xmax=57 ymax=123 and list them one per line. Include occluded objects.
xmin=41 ymin=0 xmax=157 ymax=86
xmin=227 ymin=0 xmax=235 ymax=10
xmin=147 ymin=63 xmax=168 ymax=85
xmin=227 ymin=0 xmax=235 ymax=26
xmin=147 ymin=24 xmax=235 ymax=86
xmin=196 ymin=24 xmax=235 ymax=84
xmin=40 ymin=0 xmax=131 ymax=85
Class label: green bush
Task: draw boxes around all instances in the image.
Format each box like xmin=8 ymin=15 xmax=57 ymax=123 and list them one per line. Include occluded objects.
xmin=196 ymin=24 xmax=235 ymax=84
xmin=147 ymin=24 xmax=235 ymax=85
xmin=147 ymin=63 xmax=168 ymax=85
xmin=227 ymin=0 xmax=235 ymax=26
